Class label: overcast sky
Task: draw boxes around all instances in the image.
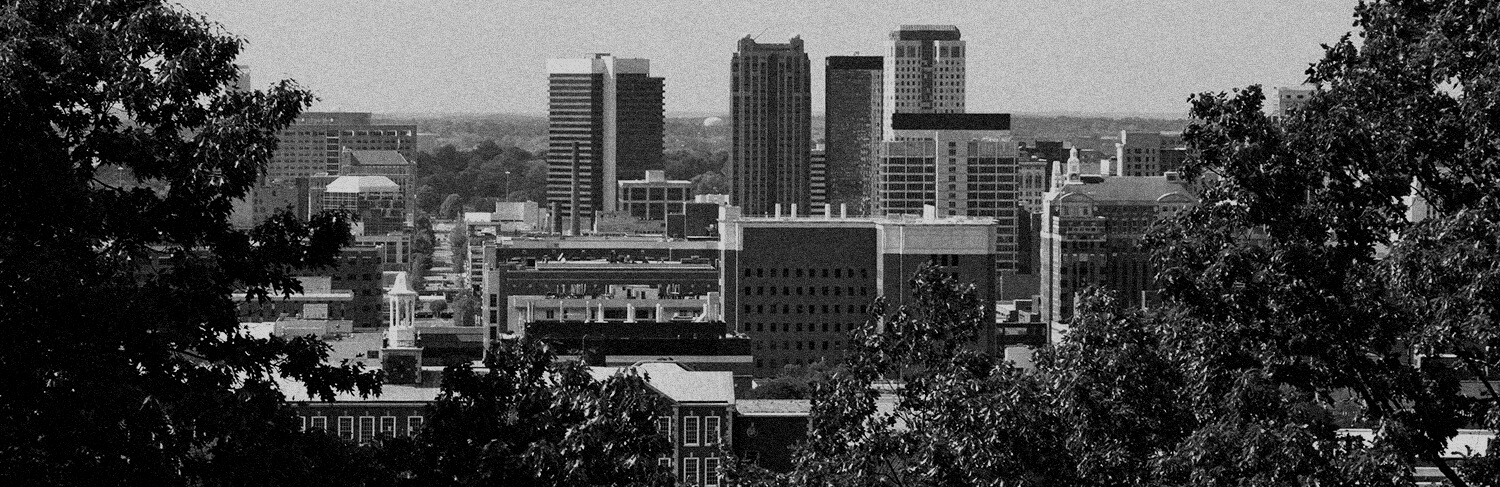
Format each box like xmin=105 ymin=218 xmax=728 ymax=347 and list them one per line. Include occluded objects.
xmin=176 ymin=0 xmax=1360 ymax=117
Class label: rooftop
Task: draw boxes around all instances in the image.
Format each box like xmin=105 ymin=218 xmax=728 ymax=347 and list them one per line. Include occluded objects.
xmin=589 ymin=362 xmax=734 ymax=404
xmin=1051 ymin=175 xmax=1195 ymax=204
xmin=891 ymin=113 xmax=1010 ymax=131
xmin=737 ymin=399 xmax=811 ymax=417
xmin=325 ymin=175 xmax=400 ymax=193
xmin=346 ymin=150 xmax=411 ymax=167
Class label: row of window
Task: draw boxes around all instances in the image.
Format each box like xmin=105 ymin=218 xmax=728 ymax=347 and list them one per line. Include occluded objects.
xmin=742 ymin=304 xmax=870 ymax=315
xmin=751 ymin=322 xmax=855 ymax=333
xmin=663 ymin=456 xmax=723 ymax=486
xmin=742 ymin=286 xmax=869 ymax=297
xmin=304 ymin=415 xmax=423 ymax=444
xmin=760 ymin=340 xmax=840 ymax=351
xmin=741 ymin=267 xmax=869 ymax=279
xmin=656 ymin=415 xmax=722 ymax=447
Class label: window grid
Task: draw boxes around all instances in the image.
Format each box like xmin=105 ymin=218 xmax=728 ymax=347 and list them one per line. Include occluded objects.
xmin=683 ymin=457 xmax=701 ymax=485
xmin=310 ymin=416 xmax=327 ymax=431
xmin=704 ymin=457 xmax=721 ymax=486
xmin=380 ymin=416 xmax=397 ymax=437
xmin=359 ymin=416 xmax=376 ymax=443
xmin=407 ymin=416 xmax=424 ymax=435
xmin=683 ymin=416 xmax=701 ymax=447
xmin=337 ymin=416 xmax=355 ymax=440
xmin=705 ymin=416 xmax=721 ymax=445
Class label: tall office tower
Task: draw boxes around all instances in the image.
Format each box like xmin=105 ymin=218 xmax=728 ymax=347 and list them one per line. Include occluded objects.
xmin=545 ymin=54 xmax=665 ymax=226
xmin=731 ymin=36 xmax=812 ymax=217
xmin=720 ymin=207 xmax=997 ymax=376
xmin=1114 ymin=131 xmax=1186 ymax=177
xmin=883 ymin=25 xmax=965 ymax=138
xmin=878 ymin=113 xmax=1018 ymax=272
xmin=1038 ymin=157 xmax=1196 ymax=337
xmin=824 ymin=55 xmax=883 ymax=214
xmin=269 ymin=112 xmax=416 ymax=179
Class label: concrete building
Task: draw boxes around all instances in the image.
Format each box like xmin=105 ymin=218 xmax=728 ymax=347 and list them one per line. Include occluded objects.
xmin=1038 ymin=156 xmax=1196 ymax=337
xmin=269 ymin=112 xmax=416 ymax=179
xmin=480 ymin=237 xmax=720 ymax=349
xmin=731 ymin=36 xmax=812 ymax=217
xmin=883 ymin=25 xmax=966 ymax=138
xmin=810 ymin=147 xmax=827 ymax=208
xmin=877 ymin=113 xmax=1019 ymax=274
xmin=720 ymin=206 xmax=997 ymax=376
xmin=618 ymin=170 xmax=693 ymax=222
xmin=1272 ymin=85 xmax=1315 ymax=118
xmin=824 ymin=55 xmax=884 ymax=214
xmin=323 ymin=175 xmax=407 ymax=236
xmin=546 ymin=54 xmax=665 ymax=224
xmin=250 ymin=176 xmax=311 ymax=225
xmin=1114 ymin=131 xmax=1186 ymax=177
xmin=338 ymin=150 xmax=415 ymax=212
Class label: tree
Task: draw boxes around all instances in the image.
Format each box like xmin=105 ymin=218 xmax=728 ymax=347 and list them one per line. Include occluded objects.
xmin=1147 ymin=1 xmax=1500 ymax=484
xmin=0 ymin=1 xmax=381 ymax=484
xmin=691 ymin=171 xmax=729 ymax=195
xmin=384 ymin=338 xmax=675 ymax=485
xmin=438 ymin=193 xmax=463 ymax=219
xmin=450 ymin=293 xmax=479 ymax=327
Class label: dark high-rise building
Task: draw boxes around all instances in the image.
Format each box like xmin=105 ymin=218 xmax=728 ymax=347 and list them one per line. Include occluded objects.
xmin=731 ymin=36 xmax=811 ymax=217
xmin=546 ymin=54 xmax=665 ymax=225
xmin=824 ymin=55 xmax=883 ymax=215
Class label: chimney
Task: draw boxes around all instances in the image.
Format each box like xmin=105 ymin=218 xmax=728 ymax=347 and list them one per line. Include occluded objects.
xmin=790 ymin=203 xmax=798 ymax=218
xmin=774 ymin=203 xmax=782 ymax=218
xmin=840 ymin=203 xmax=848 ymax=218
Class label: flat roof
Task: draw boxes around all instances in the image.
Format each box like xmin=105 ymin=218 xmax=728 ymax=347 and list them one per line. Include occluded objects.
xmin=891 ymin=113 xmax=1010 ymax=131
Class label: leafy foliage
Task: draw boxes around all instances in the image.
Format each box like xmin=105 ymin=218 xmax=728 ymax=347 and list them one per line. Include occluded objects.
xmin=0 ymin=0 xmax=380 ymax=484
xmin=384 ymin=338 xmax=675 ymax=486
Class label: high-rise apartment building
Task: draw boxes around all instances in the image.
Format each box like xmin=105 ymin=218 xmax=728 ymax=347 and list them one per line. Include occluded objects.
xmin=1114 ymin=131 xmax=1186 ymax=177
xmin=883 ymin=25 xmax=966 ymax=138
xmin=1038 ymin=158 xmax=1195 ymax=335
xmin=545 ymin=54 xmax=665 ymax=225
xmin=824 ymin=55 xmax=883 ymax=214
xmin=269 ymin=112 xmax=416 ymax=179
xmin=731 ymin=36 xmax=812 ymax=217
xmin=878 ymin=113 xmax=1019 ymax=272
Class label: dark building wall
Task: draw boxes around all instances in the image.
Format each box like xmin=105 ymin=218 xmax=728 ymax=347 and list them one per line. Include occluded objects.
xmin=291 ymin=403 xmax=427 ymax=443
xmin=732 ymin=37 xmax=811 ymax=216
xmin=732 ymin=415 xmax=808 ymax=473
xmin=547 ymin=73 xmax=605 ymax=220
xmin=614 ymin=74 xmax=666 ymax=183
xmin=331 ymin=247 xmax=383 ymax=329
xmin=724 ymin=226 xmax=879 ymax=376
xmin=824 ymin=56 xmax=882 ymax=215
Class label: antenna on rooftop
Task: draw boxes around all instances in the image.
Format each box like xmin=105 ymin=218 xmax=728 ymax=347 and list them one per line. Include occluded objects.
xmin=751 ymin=27 xmax=769 ymax=40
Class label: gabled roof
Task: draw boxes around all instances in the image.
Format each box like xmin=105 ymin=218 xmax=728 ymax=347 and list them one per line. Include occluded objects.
xmin=589 ymin=362 xmax=734 ymax=404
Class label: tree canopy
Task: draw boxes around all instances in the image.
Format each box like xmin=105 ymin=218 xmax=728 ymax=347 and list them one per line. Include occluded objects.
xmin=0 ymin=0 xmax=381 ymax=484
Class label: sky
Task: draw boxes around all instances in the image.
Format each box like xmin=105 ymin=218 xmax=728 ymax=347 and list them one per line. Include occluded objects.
xmin=175 ymin=0 xmax=1362 ymax=117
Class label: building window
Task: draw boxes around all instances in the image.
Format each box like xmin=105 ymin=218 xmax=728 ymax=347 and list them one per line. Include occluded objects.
xmin=359 ymin=416 xmax=376 ymax=443
xmin=704 ymin=457 xmax=721 ymax=486
xmin=705 ymin=416 xmax=721 ymax=445
xmin=380 ymin=416 xmax=397 ymax=437
xmin=337 ymin=416 xmax=355 ymax=440
xmin=407 ymin=416 xmax=424 ymax=434
xmin=659 ymin=457 xmax=672 ymax=468
xmin=657 ymin=416 xmax=672 ymax=440
xmin=684 ymin=457 xmax=701 ymax=485
xmin=684 ymin=416 xmax=701 ymax=446
xmin=310 ymin=416 xmax=327 ymax=431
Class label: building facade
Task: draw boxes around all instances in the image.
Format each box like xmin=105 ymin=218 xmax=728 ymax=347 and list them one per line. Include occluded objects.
xmin=824 ymin=55 xmax=884 ymax=215
xmin=731 ymin=36 xmax=812 ymax=217
xmin=1038 ymin=164 xmax=1195 ymax=337
xmin=719 ymin=208 xmax=997 ymax=376
xmin=269 ymin=112 xmax=416 ymax=179
xmin=618 ymin=170 xmax=694 ymax=222
xmin=1272 ymin=85 xmax=1314 ymax=118
xmin=1114 ymin=131 xmax=1186 ymax=177
xmin=322 ymin=176 xmax=407 ymax=236
xmin=883 ymin=25 xmax=966 ymax=138
xmin=878 ymin=113 xmax=1020 ymax=274
xmin=546 ymin=54 xmax=665 ymax=224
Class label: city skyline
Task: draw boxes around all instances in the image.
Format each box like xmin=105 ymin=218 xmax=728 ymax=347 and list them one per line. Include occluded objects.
xmin=176 ymin=0 xmax=1358 ymax=117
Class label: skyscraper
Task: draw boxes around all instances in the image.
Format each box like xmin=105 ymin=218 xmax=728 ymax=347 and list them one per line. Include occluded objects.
xmin=883 ymin=25 xmax=966 ymax=138
xmin=824 ymin=55 xmax=883 ymax=215
xmin=545 ymin=54 xmax=665 ymax=224
xmin=731 ymin=36 xmax=811 ymax=217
